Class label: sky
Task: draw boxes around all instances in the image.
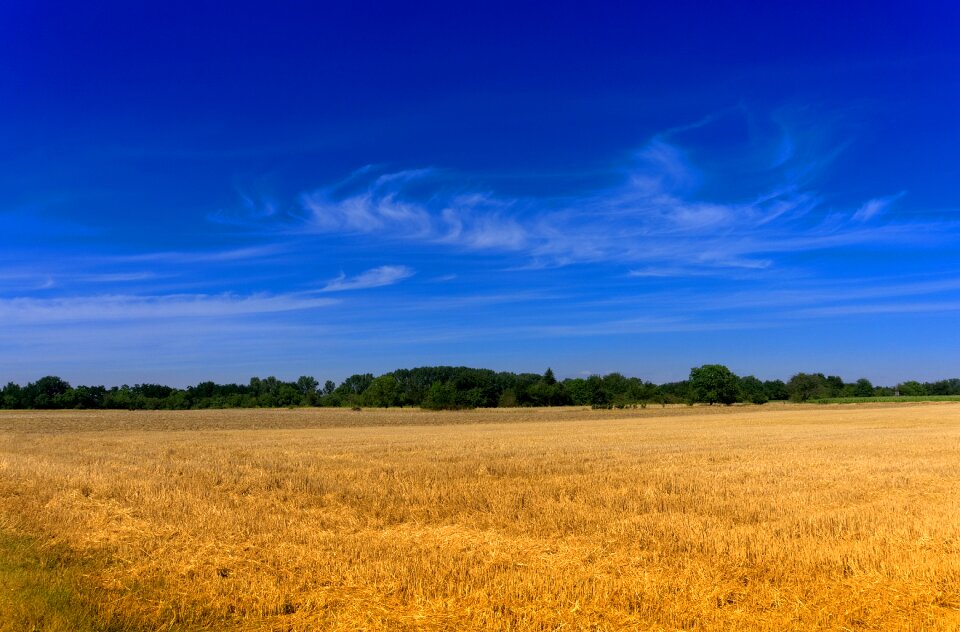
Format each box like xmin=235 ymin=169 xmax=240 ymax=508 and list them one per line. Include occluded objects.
xmin=2 ymin=1 xmax=959 ymax=387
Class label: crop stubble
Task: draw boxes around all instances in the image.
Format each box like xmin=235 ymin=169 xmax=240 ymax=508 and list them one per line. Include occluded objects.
xmin=0 ymin=403 xmax=958 ymax=630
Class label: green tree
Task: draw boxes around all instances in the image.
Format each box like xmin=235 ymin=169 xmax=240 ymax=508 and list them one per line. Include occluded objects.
xmin=601 ymin=373 xmax=631 ymax=405
xmin=422 ymin=381 xmax=458 ymax=410
xmin=1 ymin=382 xmax=23 ymax=409
xmin=787 ymin=373 xmax=827 ymax=402
xmin=337 ymin=373 xmax=374 ymax=396
xmin=276 ymin=384 xmax=301 ymax=407
xmin=898 ymin=380 xmax=926 ymax=396
xmin=739 ymin=375 xmax=768 ymax=404
xmin=658 ymin=380 xmax=691 ymax=404
xmin=689 ymin=365 xmax=740 ymax=405
xmin=853 ymin=378 xmax=875 ymax=397
xmin=296 ymin=376 xmax=318 ymax=396
xmin=824 ymin=375 xmax=845 ymax=398
xmin=296 ymin=376 xmax=319 ymax=405
xmin=926 ymin=379 xmax=960 ymax=396
xmin=498 ymin=389 xmax=519 ymax=407
xmin=361 ymin=374 xmax=400 ymax=407
xmin=763 ymin=379 xmax=789 ymax=401
xmin=25 ymin=376 xmax=72 ymax=409
xmin=525 ymin=381 xmax=555 ymax=407
xmin=543 ymin=368 xmax=557 ymax=385
xmin=457 ymin=387 xmax=488 ymax=409
xmin=561 ymin=378 xmax=591 ymax=405
xmin=67 ymin=386 xmax=107 ymax=409
xmin=585 ymin=375 xmax=608 ymax=406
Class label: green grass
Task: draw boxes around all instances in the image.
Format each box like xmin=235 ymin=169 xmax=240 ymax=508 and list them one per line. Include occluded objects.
xmin=0 ymin=530 xmax=106 ymax=632
xmin=809 ymin=395 xmax=960 ymax=404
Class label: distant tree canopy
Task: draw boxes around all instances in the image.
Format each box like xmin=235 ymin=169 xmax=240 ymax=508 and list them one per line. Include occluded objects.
xmin=689 ymin=365 xmax=740 ymax=405
xmin=787 ymin=373 xmax=827 ymax=402
xmin=1 ymin=367 xmax=954 ymax=411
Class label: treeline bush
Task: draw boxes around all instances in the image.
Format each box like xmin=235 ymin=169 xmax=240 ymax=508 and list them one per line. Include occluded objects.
xmin=2 ymin=367 xmax=957 ymax=411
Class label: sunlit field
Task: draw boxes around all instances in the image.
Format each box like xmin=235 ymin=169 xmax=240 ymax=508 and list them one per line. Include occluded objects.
xmin=1 ymin=403 xmax=959 ymax=630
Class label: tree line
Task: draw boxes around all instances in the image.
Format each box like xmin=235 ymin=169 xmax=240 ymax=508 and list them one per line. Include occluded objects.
xmin=2 ymin=366 xmax=958 ymax=411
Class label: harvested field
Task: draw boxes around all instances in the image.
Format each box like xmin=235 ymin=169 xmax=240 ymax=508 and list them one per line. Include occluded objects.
xmin=1 ymin=403 xmax=959 ymax=630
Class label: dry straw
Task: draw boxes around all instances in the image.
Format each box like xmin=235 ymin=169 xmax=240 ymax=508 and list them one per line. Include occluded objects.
xmin=1 ymin=403 xmax=959 ymax=630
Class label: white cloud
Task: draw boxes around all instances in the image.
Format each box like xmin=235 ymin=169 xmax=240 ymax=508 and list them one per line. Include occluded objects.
xmin=852 ymin=192 xmax=906 ymax=222
xmin=794 ymin=301 xmax=960 ymax=318
xmin=0 ymin=293 xmax=338 ymax=325
xmin=320 ymin=265 xmax=415 ymax=292
xmin=438 ymin=204 xmax=529 ymax=250
xmin=236 ymin=114 xmax=951 ymax=275
xmin=292 ymin=151 xmax=874 ymax=272
xmin=115 ymin=244 xmax=286 ymax=264
xmin=852 ymin=199 xmax=886 ymax=222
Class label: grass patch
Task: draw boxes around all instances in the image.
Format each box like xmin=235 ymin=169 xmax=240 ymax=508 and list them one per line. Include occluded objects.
xmin=810 ymin=395 xmax=960 ymax=404
xmin=0 ymin=531 xmax=105 ymax=632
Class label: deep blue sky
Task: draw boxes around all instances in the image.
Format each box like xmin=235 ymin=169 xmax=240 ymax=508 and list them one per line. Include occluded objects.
xmin=2 ymin=1 xmax=959 ymax=386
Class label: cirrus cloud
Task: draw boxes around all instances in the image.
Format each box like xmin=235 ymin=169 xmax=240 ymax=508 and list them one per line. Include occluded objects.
xmin=320 ymin=265 xmax=415 ymax=292
xmin=0 ymin=293 xmax=338 ymax=325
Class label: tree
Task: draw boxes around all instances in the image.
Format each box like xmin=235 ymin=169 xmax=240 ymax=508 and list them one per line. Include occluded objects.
xmin=276 ymin=384 xmax=301 ymax=407
xmin=739 ymin=376 xmax=768 ymax=404
xmin=361 ymin=374 xmax=400 ymax=407
xmin=422 ymin=381 xmax=458 ymax=410
xmin=926 ymin=379 xmax=960 ymax=396
xmin=853 ymin=378 xmax=874 ymax=397
xmin=296 ymin=376 xmax=319 ymax=396
xmin=898 ymin=380 xmax=926 ymax=396
xmin=498 ymin=389 xmax=519 ymax=407
xmin=525 ymin=381 xmax=555 ymax=407
xmin=624 ymin=379 xmax=656 ymax=406
xmin=337 ymin=373 xmax=374 ymax=396
xmin=543 ymin=368 xmax=557 ymax=385
xmin=763 ymin=379 xmax=789 ymax=401
xmin=585 ymin=375 xmax=608 ymax=406
xmin=689 ymin=365 xmax=740 ymax=405
xmin=562 ymin=378 xmax=590 ymax=405
xmin=69 ymin=385 xmax=107 ymax=409
xmin=25 ymin=376 xmax=72 ymax=409
xmin=787 ymin=373 xmax=827 ymax=402
xmin=295 ymin=376 xmax=319 ymax=405
xmin=658 ymin=380 xmax=691 ymax=404
xmin=824 ymin=375 xmax=845 ymax=398
xmin=1 ymin=382 xmax=23 ymax=409
xmin=601 ymin=373 xmax=630 ymax=405
xmin=189 ymin=381 xmax=218 ymax=399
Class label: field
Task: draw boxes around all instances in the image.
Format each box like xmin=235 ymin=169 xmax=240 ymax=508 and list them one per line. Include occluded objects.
xmin=1 ymin=403 xmax=959 ymax=631
xmin=811 ymin=395 xmax=960 ymax=404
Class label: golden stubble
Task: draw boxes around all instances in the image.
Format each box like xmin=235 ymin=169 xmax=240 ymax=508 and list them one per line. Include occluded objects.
xmin=0 ymin=403 xmax=958 ymax=630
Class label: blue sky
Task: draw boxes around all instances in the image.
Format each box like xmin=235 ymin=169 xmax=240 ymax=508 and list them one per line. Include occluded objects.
xmin=2 ymin=1 xmax=959 ymax=386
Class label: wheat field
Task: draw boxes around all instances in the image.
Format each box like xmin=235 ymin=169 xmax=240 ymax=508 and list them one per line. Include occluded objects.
xmin=1 ymin=403 xmax=959 ymax=630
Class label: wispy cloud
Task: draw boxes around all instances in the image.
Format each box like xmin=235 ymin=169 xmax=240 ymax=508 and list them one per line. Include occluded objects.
xmin=320 ymin=265 xmax=415 ymax=292
xmin=588 ymin=273 xmax=960 ymax=317
xmin=721 ymin=277 xmax=960 ymax=312
xmin=299 ymin=172 xmax=531 ymax=254
xmin=227 ymin=110 xmax=954 ymax=277
xmin=0 ymin=269 xmax=164 ymax=293
xmin=300 ymin=168 xmax=436 ymax=237
xmin=0 ymin=293 xmax=338 ymax=325
xmin=852 ymin=191 xmax=906 ymax=222
xmin=792 ymin=301 xmax=960 ymax=318
xmin=114 ymin=244 xmax=286 ymax=264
